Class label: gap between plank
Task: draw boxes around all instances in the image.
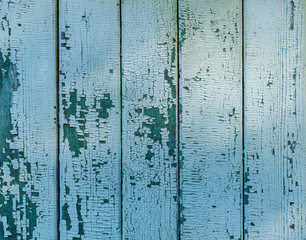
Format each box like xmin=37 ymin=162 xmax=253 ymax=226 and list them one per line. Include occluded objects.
xmin=241 ymin=0 xmax=245 ymax=239
xmin=176 ymin=0 xmax=181 ymax=239
xmin=119 ymin=0 xmax=123 ymax=239
xmin=56 ymin=0 xmax=60 ymax=238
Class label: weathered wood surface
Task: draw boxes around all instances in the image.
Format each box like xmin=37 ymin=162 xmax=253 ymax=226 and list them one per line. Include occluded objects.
xmin=59 ymin=1 xmax=121 ymax=239
xmin=0 ymin=0 xmax=57 ymax=239
xmin=179 ymin=0 xmax=243 ymax=239
xmin=244 ymin=0 xmax=306 ymax=239
xmin=121 ymin=0 xmax=178 ymax=239
xmin=0 ymin=0 xmax=305 ymax=239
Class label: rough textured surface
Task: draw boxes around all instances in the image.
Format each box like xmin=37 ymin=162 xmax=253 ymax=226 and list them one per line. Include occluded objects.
xmin=59 ymin=1 xmax=121 ymax=239
xmin=179 ymin=0 xmax=243 ymax=239
xmin=0 ymin=1 xmax=305 ymax=239
xmin=244 ymin=0 xmax=306 ymax=239
xmin=0 ymin=0 xmax=57 ymax=239
xmin=121 ymin=0 xmax=178 ymax=239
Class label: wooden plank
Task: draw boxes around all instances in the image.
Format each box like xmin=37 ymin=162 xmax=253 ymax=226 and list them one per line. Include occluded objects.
xmin=0 ymin=0 xmax=57 ymax=239
xmin=179 ymin=0 xmax=243 ymax=239
xmin=59 ymin=1 xmax=121 ymax=239
xmin=244 ymin=0 xmax=306 ymax=239
xmin=121 ymin=0 xmax=178 ymax=238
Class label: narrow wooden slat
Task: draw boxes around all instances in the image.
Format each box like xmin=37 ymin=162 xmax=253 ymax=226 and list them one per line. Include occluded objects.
xmin=244 ymin=0 xmax=306 ymax=239
xmin=179 ymin=0 xmax=243 ymax=239
xmin=0 ymin=1 xmax=57 ymax=239
xmin=121 ymin=0 xmax=178 ymax=238
xmin=59 ymin=1 xmax=121 ymax=239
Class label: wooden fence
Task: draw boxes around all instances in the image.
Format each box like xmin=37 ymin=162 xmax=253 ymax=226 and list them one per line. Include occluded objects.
xmin=0 ymin=0 xmax=305 ymax=239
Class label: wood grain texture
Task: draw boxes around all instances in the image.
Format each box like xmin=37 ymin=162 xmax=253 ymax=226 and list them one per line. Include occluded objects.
xmin=59 ymin=1 xmax=121 ymax=239
xmin=244 ymin=0 xmax=306 ymax=239
xmin=0 ymin=0 xmax=57 ymax=239
xmin=121 ymin=0 xmax=178 ymax=239
xmin=179 ymin=0 xmax=243 ymax=239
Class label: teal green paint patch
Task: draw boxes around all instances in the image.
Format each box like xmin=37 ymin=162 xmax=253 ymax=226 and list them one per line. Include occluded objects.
xmin=171 ymin=46 xmax=176 ymax=65
xmin=0 ymin=52 xmax=19 ymax=157
xmin=0 ymin=52 xmax=37 ymax=239
xmin=66 ymin=186 xmax=70 ymax=195
xmin=166 ymin=104 xmax=176 ymax=157
xmin=138 ymin=83 xmax=176 ymax=158
xmin=63 ymin=90 xmax=88 ymax=157
xmin=94 ymin=93 xmax=115 ymax=119
xmin=164 ymin=69 xmax=176 ymax=99
xmin=229 ymin=108 xmax=235 ymax=117
xmin=267 ymin=81 xmax=273 ymax=87
xmin=76 ymin=195 xmax=84 ymax=236
xmin=62 ymin=203 xmax=72 ymax=231
xmin=165 ymin=68 xmax=177 ymax=158
xmin=180 ymin=215 xmax=187 ymax=224
xmin=63 ymin=89 xmax=77 ymax=120
xmin=147 ymin=181 xmax=160 ymax=188
xmin=63 ymin=124 xmax=80 ymax=157
xmin=61 ymin=31 xmax=71 ymax=50
xmin=25 ymin=161 xmax=31 ymax=174
xmin=244 ymin=168 xmax=251 ymax=205
xmin=192 ymin=76 xmax=201 ymax=81
xmin=179 ymin=103 xmax=183 ymax=116
xmin=92 ymin=160 xmax=108 ymax=169
xmin=244 ymin=194 xmax=249 ymax=205
xmin=244 ymin=185 xmax=252 ymax=193
xmin=26 ymin=195 xmax=38 ymax=240
xmin=142 ymin=107 xmax=166 ymax=144
xmin=0 ymin=194 xmax=17 ymax=239
xmin=31 ymin=192 xmax=39 ymax=197
xmin=135 ymin=108 xmax=142 ymax=114
xmin=78 ymin=96 xmax=88 ymax=119
xmin=61 ymin=31 xmax=69 ymax=41
xmin=145 ymin=150 xmax=154 ymax=161
xmin=244 ymin=170 xmax=250 ymax=183
xmin=180 ymin=25 xmax=187 ymax=47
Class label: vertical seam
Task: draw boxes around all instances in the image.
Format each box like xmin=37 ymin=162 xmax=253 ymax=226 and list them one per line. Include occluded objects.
xmin=176 ymin=0 xmax=181 ymax=239
xmin=242 ymin=0 xmax=245 ymax=239
xmin=119 ymin=0 xmax=123 ymax=239
xmin=56 ymin=0 xmax=60 ymax=238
